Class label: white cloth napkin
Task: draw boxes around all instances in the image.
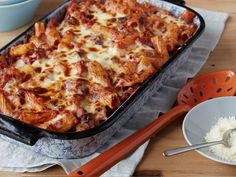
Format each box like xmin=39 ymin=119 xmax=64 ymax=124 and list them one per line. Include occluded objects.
xmin=0 ymin=7 xmax=228 ymax=177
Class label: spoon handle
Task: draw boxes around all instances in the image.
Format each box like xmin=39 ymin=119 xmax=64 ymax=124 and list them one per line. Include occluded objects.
xmin=163 ymin=140 xmax=223 ymax=157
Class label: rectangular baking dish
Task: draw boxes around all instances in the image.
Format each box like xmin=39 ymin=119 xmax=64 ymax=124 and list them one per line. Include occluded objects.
xmin=0 ymin=0 xmax=205 ymax=158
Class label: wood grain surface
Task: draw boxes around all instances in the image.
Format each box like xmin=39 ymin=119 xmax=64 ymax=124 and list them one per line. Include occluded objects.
xmin=0 ymin=0 xmax=236 ymax=176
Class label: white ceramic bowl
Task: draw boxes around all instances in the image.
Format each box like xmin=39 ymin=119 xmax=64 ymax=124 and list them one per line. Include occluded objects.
xmin=0 ymin=0 xmax=40 ymax=32
xmin=182 ymin=96 xmax=236 ymax=165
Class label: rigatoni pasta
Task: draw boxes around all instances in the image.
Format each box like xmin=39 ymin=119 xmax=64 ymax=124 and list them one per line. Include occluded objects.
xmin=0 ymin=0 xmax=197 ymax=133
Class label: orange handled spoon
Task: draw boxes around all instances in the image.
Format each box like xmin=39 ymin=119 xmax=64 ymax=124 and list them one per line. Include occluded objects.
xmin=69 ymin=70 xmax=236 ymax=177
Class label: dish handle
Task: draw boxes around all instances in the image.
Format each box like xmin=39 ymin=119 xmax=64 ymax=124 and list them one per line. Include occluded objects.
xmin=0 ymin=114 xmax=43 ymax=146
xmin=161 ymin=0 xmax=185 ymax=5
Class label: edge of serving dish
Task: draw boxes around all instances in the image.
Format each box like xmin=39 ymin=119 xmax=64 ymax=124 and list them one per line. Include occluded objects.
xmin=0 ymin=0 xmax=205 ymax=145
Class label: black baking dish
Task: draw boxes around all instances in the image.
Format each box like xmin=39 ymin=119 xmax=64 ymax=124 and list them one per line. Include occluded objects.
xmin=0 ymin=0 xmax=205 ymax=158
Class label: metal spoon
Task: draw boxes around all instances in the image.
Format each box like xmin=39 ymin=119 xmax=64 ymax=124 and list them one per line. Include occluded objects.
xmin=163 ymin=128 xmax=236 ymax=157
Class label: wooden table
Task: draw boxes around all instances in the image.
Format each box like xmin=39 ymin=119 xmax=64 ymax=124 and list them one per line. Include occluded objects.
xmin=0 ymin=0 xmax=236 ymax=176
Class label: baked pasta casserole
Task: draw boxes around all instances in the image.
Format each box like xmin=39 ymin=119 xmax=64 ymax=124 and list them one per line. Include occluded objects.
xmin=0 ymin=0 xmax=197 ymax=132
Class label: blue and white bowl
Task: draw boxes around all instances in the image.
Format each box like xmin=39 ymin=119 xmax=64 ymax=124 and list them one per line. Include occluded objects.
xmin=0 ymin=0 xmax=40 ymax=32
xmin=0 ymin=0 xmax=26 ymax=6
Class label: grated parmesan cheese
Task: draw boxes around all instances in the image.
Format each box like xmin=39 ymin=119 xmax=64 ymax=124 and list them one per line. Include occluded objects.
xmin=205 ymin=117 xmax=236 ymax=161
